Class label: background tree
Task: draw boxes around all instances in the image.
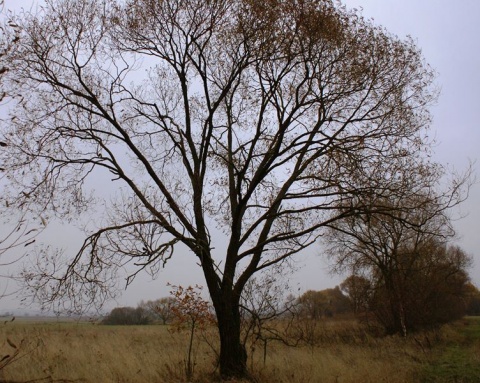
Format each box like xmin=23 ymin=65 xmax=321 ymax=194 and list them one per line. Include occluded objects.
xmin=101 ymin=306 xmax=151 ymax=325
xmin=340 ymin=275 xmax=372 ymax=316
xmin=296 ymin=287 xmax=351 ymax=319
xmin=369 ymin=243 xmax=471 ymax=333
xmin=0 ymin=0 xmax=466 ymax=378
xmin=327 ymin=193 xmax=472 ymax=335
xmin=465 ymin=283 xmax=480 ymax=316
xmin=138 ymin=297 xmax=175 ymax=325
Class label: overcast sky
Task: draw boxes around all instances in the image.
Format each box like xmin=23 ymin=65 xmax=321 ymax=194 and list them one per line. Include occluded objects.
xmin=340 ymin=0 xmax=480 ymax=275
xmin=0 ymin=0 xmax=479 ymax=313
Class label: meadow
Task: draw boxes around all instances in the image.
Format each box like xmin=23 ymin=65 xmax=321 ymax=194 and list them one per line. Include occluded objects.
xmin=0 ymin=316 xmax=478 ymax=383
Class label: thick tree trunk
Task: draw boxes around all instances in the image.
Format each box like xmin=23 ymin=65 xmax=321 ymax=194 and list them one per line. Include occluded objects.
xmin=200 ymin=255 xmax=248 ymax=379
xmin=216 ymin=301 xmax=247 ymax=379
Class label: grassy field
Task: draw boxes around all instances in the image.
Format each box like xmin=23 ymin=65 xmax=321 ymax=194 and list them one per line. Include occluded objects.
xmin=0 ymin=317 xmax=478 ymax=382
xmin=421 ymin=317 xmax=480 ymax=383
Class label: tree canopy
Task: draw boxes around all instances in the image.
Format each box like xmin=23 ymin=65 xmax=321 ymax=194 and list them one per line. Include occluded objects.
xmin=0 ymin=0 xmax=468 ymax=378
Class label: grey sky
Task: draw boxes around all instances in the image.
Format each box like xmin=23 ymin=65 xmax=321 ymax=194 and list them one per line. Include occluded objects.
xmin=341 ymin=0 xmax=480 ymax=278
xmin=0 ymin=0 xmax=478 ymax=313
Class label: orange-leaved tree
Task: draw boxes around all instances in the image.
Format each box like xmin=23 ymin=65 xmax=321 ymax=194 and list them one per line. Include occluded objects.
xmin=169 ymin=284 xmax=216 ymax=380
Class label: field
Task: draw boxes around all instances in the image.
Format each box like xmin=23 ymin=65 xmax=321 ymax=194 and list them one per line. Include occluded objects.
xmin=0 ymin=317 xmax=478 ymax=383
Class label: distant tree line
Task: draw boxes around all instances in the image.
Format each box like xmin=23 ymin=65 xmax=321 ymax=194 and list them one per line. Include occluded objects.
xmin=293 ymin=245 xmax=478 ymax=335
xmin=102 ymin=266 xmax=480 ymax=329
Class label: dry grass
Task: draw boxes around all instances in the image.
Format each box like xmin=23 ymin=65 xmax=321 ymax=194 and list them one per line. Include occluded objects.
xmin=247 ymin=320 xmax=430 ymax=383
xmin=0 ymin=317 xmax=463 ymax=383
xmin=0 ymin=321 xmax=217 ymax=383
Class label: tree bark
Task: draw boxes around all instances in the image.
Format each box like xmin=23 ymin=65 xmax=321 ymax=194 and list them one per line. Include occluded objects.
xmin=385 ymin=277 xmax=408 ymax=336
xmin=217 ymin=304 xmax=247 ymax=379
xmin=200 ymin=250 xmax=248 ymax=379
xmin=210 ymin=287 xmax=247 ymax=379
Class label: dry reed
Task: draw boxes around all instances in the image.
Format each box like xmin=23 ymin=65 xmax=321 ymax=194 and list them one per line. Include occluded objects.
xmin=0 ymin=317 xmax=442 ymax=382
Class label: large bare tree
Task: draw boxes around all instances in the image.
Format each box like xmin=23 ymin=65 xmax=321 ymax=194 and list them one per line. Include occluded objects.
xmin=0 ymin=0 xmax=463 ymax=377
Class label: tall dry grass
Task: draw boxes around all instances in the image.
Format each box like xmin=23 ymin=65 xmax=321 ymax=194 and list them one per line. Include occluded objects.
xmin=0 ymin=321 xmax=217 ymax=382
xmin=0 ymin=317 xmax=444 ymax=382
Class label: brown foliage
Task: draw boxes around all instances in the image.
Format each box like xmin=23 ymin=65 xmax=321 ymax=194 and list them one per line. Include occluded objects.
xmin=465 ymin=283 xmax=480 ymax=316
xmin=101 ymin=306 xmax=151 ymax=325
xmin=341 ymin=275 xmax=372 ymax=315
xmin=338 ymin=242 xmax=472 ymax=335
xmin=297 ymin=287 xmax=351 ymax=320
xmin=168 ymin=284 xmax=216 ymax=380
xmin=1 ymin=0 xmax=459 ymax=378
xmin=373 ymin=243 xmax=471 ymax=331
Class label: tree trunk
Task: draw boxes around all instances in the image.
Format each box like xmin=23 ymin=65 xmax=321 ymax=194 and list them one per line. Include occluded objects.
xmin=216 ymin=301 xmax=247 ymax=379
xmin=200 ymin=249 xmax=248 ymax=378
xmin=387 ymin=291 xmax=408 ymax=335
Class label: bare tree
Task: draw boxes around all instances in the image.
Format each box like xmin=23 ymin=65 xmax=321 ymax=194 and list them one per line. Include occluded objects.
xmin=239 ymin=268 xmax=299 ymax=368
xmin=139 ymin=297 xmax=175 ymax=325
xmin=0 ymin=0 xmax=464 ymax=377
xmin=326 ymin=190 xmax=472 ymax=335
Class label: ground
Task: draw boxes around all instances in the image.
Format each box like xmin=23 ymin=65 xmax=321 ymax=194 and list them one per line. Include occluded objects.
xmin=0 ymin=316 xmax=478 ymax=382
